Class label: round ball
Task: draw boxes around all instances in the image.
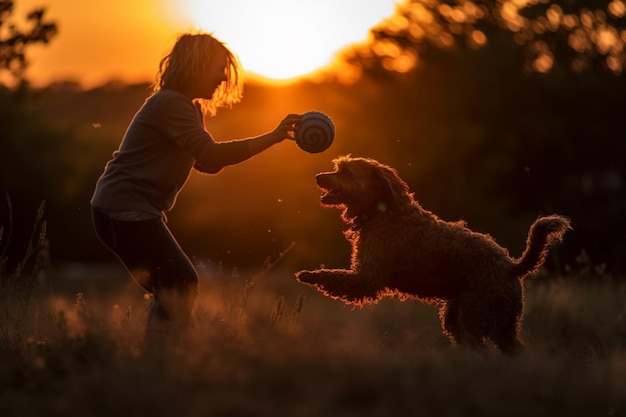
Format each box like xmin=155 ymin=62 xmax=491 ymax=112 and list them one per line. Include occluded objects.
xmin=295 ymin=111 xmax=335 ymax=153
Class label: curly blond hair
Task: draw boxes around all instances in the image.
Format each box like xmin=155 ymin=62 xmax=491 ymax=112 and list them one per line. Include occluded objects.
xmin=154 ymin=32 xmax=244 ymax=116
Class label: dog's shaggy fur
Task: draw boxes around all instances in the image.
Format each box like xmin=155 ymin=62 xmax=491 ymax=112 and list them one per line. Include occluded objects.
xmin=296 ymin=156 xmax=571 ymax=353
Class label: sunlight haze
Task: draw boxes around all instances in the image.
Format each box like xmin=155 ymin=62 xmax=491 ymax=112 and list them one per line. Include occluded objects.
xmin=185 ymin=0 xmax=399 ymax=81
xmin=17 ymin=0 xmax=399 ymax=87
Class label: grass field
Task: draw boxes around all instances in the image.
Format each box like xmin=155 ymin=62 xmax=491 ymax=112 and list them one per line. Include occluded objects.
xmin=1 ymin=252 xmax=625 ymax=417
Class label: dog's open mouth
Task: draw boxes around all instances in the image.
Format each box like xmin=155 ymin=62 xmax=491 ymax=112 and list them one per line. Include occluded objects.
xmin=319 ymin=187 xmax=342 ymax=204
xmin=316 ymin=172 xmax=344 ymax=205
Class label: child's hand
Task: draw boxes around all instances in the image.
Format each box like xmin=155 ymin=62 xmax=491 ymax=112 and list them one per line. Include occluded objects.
xmin=273 ymin=114 xmax=302 ymax=142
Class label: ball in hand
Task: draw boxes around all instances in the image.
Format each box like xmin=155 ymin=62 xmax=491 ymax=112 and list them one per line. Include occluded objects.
xmin=295 ymin=111 xmax=335 ymax=153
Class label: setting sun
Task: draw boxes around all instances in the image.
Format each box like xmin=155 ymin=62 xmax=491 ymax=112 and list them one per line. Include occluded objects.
xmin=16 ymin=0 xmax=398 ymax=87
xmin=183 ymin=0 xmax=399 ymax=81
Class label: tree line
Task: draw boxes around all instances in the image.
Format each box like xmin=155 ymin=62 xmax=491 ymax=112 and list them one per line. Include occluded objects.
xmin=1 ymin=0 xmax=625 ymax=274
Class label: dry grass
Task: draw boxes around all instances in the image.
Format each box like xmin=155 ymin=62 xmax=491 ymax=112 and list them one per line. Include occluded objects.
xmin=1 ymin=255 xmax=625 ymax=417
xmin=1 ymin=215 xmax=625 ymax=416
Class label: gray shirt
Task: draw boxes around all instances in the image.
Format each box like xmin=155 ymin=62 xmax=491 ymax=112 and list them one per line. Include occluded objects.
xmin=91 ymin=89 xmax=251 ymax=217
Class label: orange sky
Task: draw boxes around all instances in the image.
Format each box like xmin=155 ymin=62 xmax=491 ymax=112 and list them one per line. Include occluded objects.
xmin=17 ymin=0 xmax=399 ymax=88
xmin=18 ymin=0 xmax=184 ymax=87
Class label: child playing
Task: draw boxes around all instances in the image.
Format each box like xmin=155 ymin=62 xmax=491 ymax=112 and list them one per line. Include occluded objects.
xmin=91 ymin=32 xmax=301 ymax=344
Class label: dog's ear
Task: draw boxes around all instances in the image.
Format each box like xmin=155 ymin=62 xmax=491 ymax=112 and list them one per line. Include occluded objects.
xmin=374 ymin=165 xmax=411 ymax=207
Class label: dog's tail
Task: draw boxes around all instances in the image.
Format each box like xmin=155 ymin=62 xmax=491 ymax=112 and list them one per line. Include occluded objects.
xmin=512 ymin=215 xmax=572 ymax=278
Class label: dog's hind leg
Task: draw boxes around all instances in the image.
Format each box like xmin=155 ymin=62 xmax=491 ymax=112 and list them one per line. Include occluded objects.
xmin=296 ymin=268 xmax=384 ymax=306
xmin=439 ymin=300 xmax=485 ymax=349
xmin=448 ymin=295 xmax=491 ymax=350
xmin=492 ymin=329 xmax=524 ymax=355
xmin=439 ymin=301 xmax=462 ymax=346
xmin=489 ymin=302 xmax=525 ymax=355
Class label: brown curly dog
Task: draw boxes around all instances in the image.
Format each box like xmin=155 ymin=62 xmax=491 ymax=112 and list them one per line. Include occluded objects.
xmin=296 ymin=156 xmax=571 ymax=353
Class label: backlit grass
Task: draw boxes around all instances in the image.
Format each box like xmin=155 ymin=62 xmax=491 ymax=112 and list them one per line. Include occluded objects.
xmin=1 ymin=257 xmax=625 ymax=417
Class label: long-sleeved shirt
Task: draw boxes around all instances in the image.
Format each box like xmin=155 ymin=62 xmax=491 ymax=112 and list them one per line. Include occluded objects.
xmin=91 ymin=89 xmax=252 ymax=217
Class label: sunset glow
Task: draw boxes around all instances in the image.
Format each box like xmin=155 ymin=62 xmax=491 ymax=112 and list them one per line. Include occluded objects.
xmin=16 ymin=0 xmax=399 ymax=87
xmin=184 ymin=0 xmax=399 ymax=82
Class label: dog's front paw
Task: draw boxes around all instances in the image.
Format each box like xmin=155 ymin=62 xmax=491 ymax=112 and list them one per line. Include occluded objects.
xmin=295 ymin=270 xmax=316 ymax=284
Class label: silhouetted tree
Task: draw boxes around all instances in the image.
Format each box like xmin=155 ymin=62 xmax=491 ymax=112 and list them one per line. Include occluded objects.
xmin=0 ymin=0 xmax=57 ymax=87
xmin=0 ymin=1 xmax=58 ymax=268
xmin=329 ymin=1 xmax=626 ymax=273
xmin=339 ymin=0 xmax=625 ymax=78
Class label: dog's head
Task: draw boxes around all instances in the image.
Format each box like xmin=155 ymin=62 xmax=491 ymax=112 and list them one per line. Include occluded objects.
xmin=315 ymin=155 xmax=413 ymax=224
